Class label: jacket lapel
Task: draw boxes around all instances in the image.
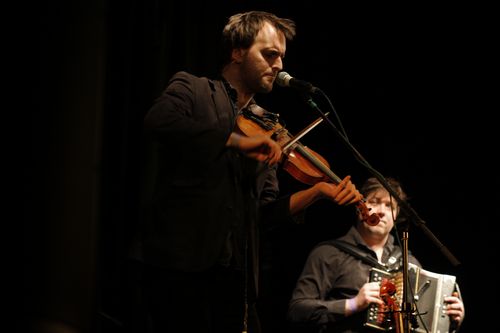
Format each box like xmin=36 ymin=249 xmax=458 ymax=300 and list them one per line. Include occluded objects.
xmin=209 ymin=79 xmax=237 ymax=133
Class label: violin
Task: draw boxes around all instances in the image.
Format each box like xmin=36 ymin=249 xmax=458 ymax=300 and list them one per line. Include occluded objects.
xmin=236 ymin=104 xmax=379 ymax=226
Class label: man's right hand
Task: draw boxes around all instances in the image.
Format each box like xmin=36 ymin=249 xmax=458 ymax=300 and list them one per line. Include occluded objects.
xmin=227 ymin=133 xmax=282 ymax=166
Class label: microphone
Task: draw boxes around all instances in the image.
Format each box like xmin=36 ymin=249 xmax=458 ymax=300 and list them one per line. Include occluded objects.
xmin=275 ymin=71 xmax=318 ymax=94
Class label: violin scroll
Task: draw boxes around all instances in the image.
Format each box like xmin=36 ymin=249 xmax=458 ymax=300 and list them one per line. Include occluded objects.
xmin=356 ymin=201 xmax=380 ymax=226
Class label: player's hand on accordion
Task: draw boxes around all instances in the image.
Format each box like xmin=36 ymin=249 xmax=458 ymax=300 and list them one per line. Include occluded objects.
xmin=444 ymin=291 xmax=465 ymax=326
xmin=345 ymin=281 xmax=384 ymax=316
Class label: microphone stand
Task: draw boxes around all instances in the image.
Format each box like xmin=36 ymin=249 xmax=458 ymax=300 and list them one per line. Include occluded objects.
xmin=399 ymin=219 xmax=411 ymax=333
xmin=301 ymin=93 xmax=461 ymax=332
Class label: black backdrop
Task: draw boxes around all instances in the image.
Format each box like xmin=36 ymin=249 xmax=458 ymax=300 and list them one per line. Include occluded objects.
xmin=29 ymin=1 xmax=497 ymax=332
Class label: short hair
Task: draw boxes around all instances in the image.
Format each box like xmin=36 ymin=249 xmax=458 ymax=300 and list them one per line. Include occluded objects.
xmin=360 ymin=177 xmax=408 ymax=202
xmin=221 ymin=11 xmax=296 ymax=66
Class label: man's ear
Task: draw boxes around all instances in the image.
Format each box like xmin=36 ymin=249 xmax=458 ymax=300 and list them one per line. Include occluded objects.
xmin=231 ymin=48 xmax=244 ymax=64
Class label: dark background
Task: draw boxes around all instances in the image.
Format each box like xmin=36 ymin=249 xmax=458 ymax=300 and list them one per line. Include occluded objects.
xmin=28 ymin=1 xmax=496 ymax=332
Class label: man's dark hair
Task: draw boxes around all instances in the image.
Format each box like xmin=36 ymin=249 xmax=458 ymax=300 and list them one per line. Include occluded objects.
xmin=220 ymin=11 xmax=296 ymax=66
xmin=360 ymin=177 xmax=408 ymax=202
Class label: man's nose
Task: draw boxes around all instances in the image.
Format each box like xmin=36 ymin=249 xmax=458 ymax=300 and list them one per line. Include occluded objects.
xmin=373 ymin=205 xmax=385 ymax=216
xmin=272 ymin=57 xmax=283 ymax=71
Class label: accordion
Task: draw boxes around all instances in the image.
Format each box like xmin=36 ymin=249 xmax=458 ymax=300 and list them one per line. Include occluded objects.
xmin=365 ymin=263 xmax=456 ymax=333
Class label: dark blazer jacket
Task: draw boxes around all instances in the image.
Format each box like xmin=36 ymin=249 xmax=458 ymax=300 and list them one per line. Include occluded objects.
xmin=142 ymin=71 xmax=291 ymax=272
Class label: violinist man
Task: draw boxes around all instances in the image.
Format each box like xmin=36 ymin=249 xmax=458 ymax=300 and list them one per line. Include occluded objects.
xmin=141 ymin=11 xmax=364 ymax=333
xmin=287 ymin=177 xmax=465 ymax=333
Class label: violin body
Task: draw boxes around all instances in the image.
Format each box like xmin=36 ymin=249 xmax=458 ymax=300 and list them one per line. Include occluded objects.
xmin=283 ymin=147 xmax=331 ymax=185
xmin=236 ymin=105 xmax=332 ymax=185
